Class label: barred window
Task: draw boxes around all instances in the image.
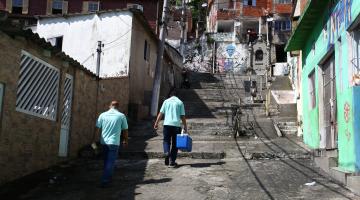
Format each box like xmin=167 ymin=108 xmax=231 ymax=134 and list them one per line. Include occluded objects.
xmin=16 ymin=51 xmax=60 ymax=121
xmin=88 ymin=1 xmax=99 ymax=12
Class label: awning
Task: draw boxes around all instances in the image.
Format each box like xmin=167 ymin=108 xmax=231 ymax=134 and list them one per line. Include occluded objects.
xmin=285 ymin=0 xmax=330 ymax=52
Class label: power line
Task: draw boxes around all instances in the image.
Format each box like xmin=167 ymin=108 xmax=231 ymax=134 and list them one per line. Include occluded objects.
xmin=103 ymin=29 xmax=131 ymax=45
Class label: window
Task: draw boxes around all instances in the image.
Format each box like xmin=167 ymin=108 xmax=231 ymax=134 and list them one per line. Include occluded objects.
xmin=47 ymin=36 xmax=63 ymax=50
xmin=349 ymin=29 xmax=360 ymax=86
xmin=243 ymin=0 xmax=256 ymax=6
xmin=276 ymin=0 xmax=291 ymax=4
xmin=16 ymin=51 xmax=60 ymax=121
xmin=127 ymin=3 xmax=143 ymax=12
xmin=255 ymin=50 xmax=263 ymax=61
xmin=144 ymin=40 xmax=150 ymax=61
xmin=88 ymin=1 xmax=99 ymax=12
xmin=308 ymin=70 xmax=316 ymax=109
xmin=274 ymin=20 xmax=291 ymax=31
xmin=52 ymin=0 xmax=63 ymax=14
xmin=12 ymin=0 xmax=22 ymax=13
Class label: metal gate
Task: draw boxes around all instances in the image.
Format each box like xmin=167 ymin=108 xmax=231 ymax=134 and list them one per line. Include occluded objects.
xmin=58 ymin=74 xmax=73 ymax=157
xmin=322 ymin=55 xmax=337 ymax=149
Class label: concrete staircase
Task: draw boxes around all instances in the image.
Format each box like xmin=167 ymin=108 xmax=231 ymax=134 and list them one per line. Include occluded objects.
xmin=123 ymin=72 xmax=309 ymax=161
xmin=276 ymin=120 xmax=297 ymax=135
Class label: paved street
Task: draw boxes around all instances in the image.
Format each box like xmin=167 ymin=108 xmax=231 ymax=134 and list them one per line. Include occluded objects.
xmin=2 ymin=145 xmax=359 ymax=200
xmin=1 ymin=72 xmax=359 ymax=200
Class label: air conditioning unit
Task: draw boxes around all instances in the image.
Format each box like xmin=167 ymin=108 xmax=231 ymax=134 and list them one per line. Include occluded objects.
xmin=127 ymin=4 xmax=143 ymax=12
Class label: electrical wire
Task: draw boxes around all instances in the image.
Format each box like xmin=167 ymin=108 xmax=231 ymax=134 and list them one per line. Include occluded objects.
xmin=103 ymin=29 xmax=131 ymax=46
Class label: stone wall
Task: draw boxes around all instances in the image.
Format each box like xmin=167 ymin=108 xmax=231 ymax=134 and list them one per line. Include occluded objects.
xmin=0 ymin=31 xmax=129 ymax=184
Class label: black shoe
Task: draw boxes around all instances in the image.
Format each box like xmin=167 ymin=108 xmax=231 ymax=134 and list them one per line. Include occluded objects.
xmin=169 ymin=162 xmax=178 ymax=168
xmin=164 ymin=156 xmax=169 ymax=166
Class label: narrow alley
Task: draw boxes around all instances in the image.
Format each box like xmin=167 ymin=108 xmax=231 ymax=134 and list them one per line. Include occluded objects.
xmin=0 ymin=72 xmax=358 ymax=200
xmin=1 ymin=0 xmax=360 ymax=199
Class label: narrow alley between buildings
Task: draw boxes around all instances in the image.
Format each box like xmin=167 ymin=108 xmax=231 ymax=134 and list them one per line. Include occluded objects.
xmin=0 ymin=72 xmax=358 ymax=200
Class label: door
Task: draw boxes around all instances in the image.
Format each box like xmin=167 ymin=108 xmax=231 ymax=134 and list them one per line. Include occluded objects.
xmin=322 ymin=55 xmax=337 ymax=149
xmin=58 ymin=74 xmax=73 ymax=157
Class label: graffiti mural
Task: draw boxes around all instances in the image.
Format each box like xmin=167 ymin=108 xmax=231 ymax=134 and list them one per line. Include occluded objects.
xmin=216 ymin=43 xmax=248 ymax=73
xmin=328 ymin=0 xmax=353 ymax=48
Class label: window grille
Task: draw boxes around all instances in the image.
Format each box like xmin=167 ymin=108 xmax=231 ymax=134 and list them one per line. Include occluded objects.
xmin=16 ymin=51 xmax=60 ymax=121
xmin=88 ymin=1 xmax=99 ymax=12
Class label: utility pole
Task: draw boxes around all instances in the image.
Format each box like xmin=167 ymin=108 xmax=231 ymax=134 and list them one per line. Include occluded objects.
xmin=150 ymin=0 xmax=169 ymax=117
xmin=93 ymin=41 xmax=103 ymax=142
xmin=96 ymin=41 xmax=103 ymax=77
xmin=180 ymin=0 xmax=186 ymax=57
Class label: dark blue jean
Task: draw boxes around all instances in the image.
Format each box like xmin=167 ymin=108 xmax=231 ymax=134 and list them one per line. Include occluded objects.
xmin=163 ymin=125 xmax=181 ymax=163
xmin=102 ymin=144 xmax=119 ymax=184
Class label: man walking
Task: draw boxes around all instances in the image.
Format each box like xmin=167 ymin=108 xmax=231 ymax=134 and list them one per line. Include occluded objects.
xmin=154 ymin=89 xmax=188 ymax=168
xmin=96 ymin=101 xmax=128 ymax=187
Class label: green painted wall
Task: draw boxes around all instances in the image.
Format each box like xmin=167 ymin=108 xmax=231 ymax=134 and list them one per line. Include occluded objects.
xmin=300 ymin=0 xmax=360 ymax=172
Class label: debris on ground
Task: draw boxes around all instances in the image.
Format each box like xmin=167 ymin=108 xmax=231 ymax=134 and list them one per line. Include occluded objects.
xmin=304 ymin=181 xmax=316 ymax=186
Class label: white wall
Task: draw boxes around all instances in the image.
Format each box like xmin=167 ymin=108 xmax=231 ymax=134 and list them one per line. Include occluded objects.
xmin=34 ymin=11 xmax=133 ymax=78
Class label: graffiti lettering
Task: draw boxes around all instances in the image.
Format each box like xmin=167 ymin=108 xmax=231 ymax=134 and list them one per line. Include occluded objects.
xmin=328 ymin=0 xmax=352 ymax=48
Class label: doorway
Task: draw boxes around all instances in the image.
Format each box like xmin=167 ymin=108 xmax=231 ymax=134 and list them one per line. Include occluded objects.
xmin=320 ymin=54 xmax=337 ymax=150
xmin=58 ymin=74 xmax=74 ymax=157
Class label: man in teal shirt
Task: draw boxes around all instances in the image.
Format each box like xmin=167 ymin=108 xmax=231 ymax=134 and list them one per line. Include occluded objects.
xmin=96 ymin=101 xmax=128 ymax=187
xmin=154 ymin=89 xmax=188 ymax=167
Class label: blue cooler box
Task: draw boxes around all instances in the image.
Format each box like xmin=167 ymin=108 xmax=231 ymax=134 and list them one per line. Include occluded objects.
xmin=176 ymin=134 xmax=192 ymax=152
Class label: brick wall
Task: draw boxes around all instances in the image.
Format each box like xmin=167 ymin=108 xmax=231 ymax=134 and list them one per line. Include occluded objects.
xmin=217 ymin=10 xmax=241 ymax=20
xmin=0 ymin=31 xmax=130 ymax=184
xmin=68 ymin=67 xmax=98 ymax=158
xmin=243 ymin=0 xmax=268 ymax=17
xmin=97 ymin=77 xmax=129 ymax=116
xmin=0 ymin=32 xmax=67 ymax=184
xmin=274 ymin=4 xmax=292 ymax=14
xmin=1 ymin=0 xmax=160 ymax=31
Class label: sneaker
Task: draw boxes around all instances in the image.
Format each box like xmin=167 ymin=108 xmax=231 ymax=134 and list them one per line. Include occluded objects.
xmin=164 ymin=156 xmax=169 ymax=166
xmin=169 ymin=162 xmax=178 ymax=168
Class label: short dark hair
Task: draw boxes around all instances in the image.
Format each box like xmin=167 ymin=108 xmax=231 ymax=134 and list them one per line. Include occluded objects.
xmin=110 ymin=101 xmax=120 ymax=109
xmin=168 ymin=88 xmax=177 ymax=97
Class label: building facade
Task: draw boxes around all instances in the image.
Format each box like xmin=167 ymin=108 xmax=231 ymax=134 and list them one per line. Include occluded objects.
xmin=286 ymin=0 xmax=360 ymax=181
xmin=205 ymin=0 xmax=292 ymax=73
xmin=0 ymin=0 xmax=162 ymax=31
xmin=31 ymin=10 xmax=182 ymax=120
xmin=0 ymin=22 xmax=131 ymax=184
